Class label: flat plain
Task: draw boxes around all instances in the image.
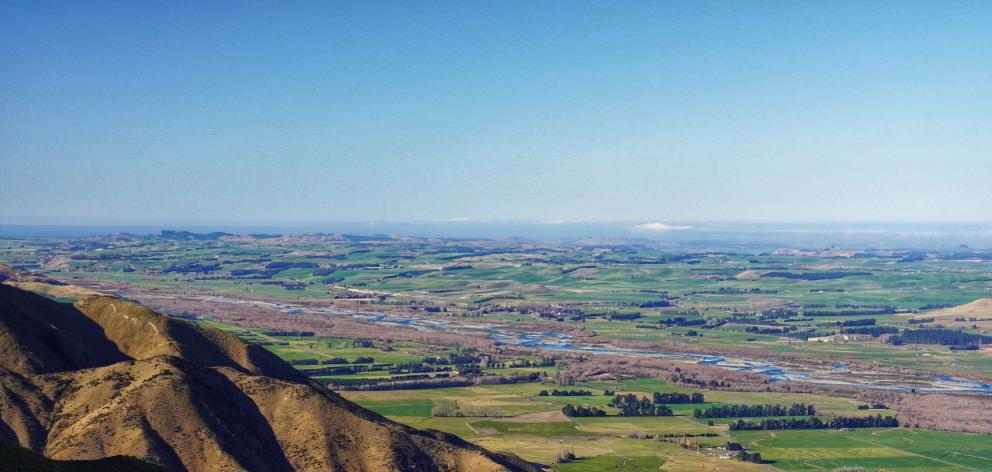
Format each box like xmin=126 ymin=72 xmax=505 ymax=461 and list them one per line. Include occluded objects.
xmin=3 ymin=232 xmax=992 ymax=470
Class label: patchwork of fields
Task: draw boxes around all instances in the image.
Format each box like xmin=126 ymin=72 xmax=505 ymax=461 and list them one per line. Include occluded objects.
xmin=340 ymin=377 xmax=991 ymax=471
xmin=3 ymin=232 xmax=992 ymax=470
xmin=192 ymin=325 xmax=992 ymax=471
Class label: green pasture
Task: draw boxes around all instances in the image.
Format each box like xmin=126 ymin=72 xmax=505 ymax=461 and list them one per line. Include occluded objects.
xmin=733 ymin=428 xmax=992 ymax=471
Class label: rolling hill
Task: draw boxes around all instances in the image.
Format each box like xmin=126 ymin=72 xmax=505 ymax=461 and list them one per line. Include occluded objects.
xmin=923 ymin=298 xmax=992 ymax=328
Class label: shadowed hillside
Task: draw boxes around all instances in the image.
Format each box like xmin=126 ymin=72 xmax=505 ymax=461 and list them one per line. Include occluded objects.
xmin=0 ymin=438 xmax=165 ymax=472
xmin=0 ymin=281 xmax=535 ymax=472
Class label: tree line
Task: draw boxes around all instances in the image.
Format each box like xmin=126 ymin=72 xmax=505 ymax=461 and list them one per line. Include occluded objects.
xmin=729 ymin=415 xmax=898 ymax=430
xmin=889 ymin=328 xmax=992 ymax=347
xmin=835 ymin=318 xmax=875 ymax=327
xmin=841 ymin=326 xmax=899 ymax=336
xmin=337 ymin=372 xmax=540 ymax=391
xmin=609 ymin=312 xmax=642 ymax=321
xmin=763 ymin=271 xmax=869 ymax=280
xmin=659 ymin=316 xmax=707 ymax=327
xmin=651 ymin=392 xmax=705 ymax=404
xmin=604 ymin=392 xmax=704 ymax=417
xmin=561 ymin=405 xmax=607 ymax=417
xmin=804 ymin=307 xmax=897 ymax=317
xmin=693 ymin=403 xmax=815 ymax=419
xmin=608 ymin=394 xmax=674 ymax=417
xmin=538 ymin=389 xmax=592 ymax=397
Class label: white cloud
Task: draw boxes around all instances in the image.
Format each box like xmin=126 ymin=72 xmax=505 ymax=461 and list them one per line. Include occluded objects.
xmin=631 ymin=222 xmax=691 ymax=233
xmin=535 ymin=219 xmax=586 ymax=224
xmin=431 ymin=217 xmax=472 ymax=222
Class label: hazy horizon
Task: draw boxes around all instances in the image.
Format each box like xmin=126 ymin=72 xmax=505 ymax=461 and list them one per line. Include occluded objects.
xmin=3 ymin=2 xmax=990 ymax=224
xmin=4 ymin=220 xmax=992 ymax=250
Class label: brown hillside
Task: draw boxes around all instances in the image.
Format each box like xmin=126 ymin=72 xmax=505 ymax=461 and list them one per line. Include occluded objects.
xmin=922 ymin=298 xmax=992 ymax=328
xmin=0 ymin=285 xmax=129 ymax=375
xmin=0 ymin=263 xmax=103 ymax=300
xmin=734 ymin=270 xmax=764 ymax=280
xmin=0 ymin=283 xmax=535 ymax=472
xmin=929 ymin=298 xmax=992 ymax=318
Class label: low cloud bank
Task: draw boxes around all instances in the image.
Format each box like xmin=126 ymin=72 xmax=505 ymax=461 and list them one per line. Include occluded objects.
xmin=631 ymin=222 xmax=691 ymax=233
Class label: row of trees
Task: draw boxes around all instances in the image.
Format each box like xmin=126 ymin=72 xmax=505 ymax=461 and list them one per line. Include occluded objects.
xmin=693 ymin=403 xmax=815 ymax=419
xmin=389 ymin=364 xmax=452 ymax=374
xmin=651 ymin=392 xmax=705 ymax=404
xmin=423 ymin=352 xmax=483 ymax=365
xmin=290 ymin=357 xmax=349 ymax=365
xmin=841 ymin=326 xmax=899 ymax=336
xmin=836 ymin=318 xmax=876 ymax=327
xmin=804 ymin=307 xmax=897 ymax=317
xmin=658 ymin=316 xmax=707 ymax=327
xmin=729 ymin=415 xmax=898 ymax=430
xmin=610 ymin=394 xmax=675 ymax=416
xmin=339 ymin=372 xmax=540 ymax=391
xmin=762 ymin=271 xmax=869 ymax=280
xmin=538 ymin=389 xmax=592 ymax=397
xmin=432 ymin=405 xmax=500 ymax=417
xmin=608 ymin=392 xmax=703 ymax=408
xmin=561 ymin=405 xmax=607 ymax=417
xmin=745 ymin=325 xmax=798 ymax=335
xmin=638 ymin=299 xmax=674 ymax=308
xmin=889 ymin=328 xmax=992 ymax=346
xmin=669 ymin=372 xmax=729 ymax=388
xmin=263 ymin=330 xmax=316 ymax=337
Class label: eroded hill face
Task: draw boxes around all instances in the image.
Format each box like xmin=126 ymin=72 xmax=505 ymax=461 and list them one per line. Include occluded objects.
xmin=0 ymin=283 xmax=535 ymax=472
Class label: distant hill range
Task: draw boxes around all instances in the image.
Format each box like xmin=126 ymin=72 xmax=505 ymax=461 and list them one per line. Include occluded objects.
xmin=0 ymin=267 xmax=534 ymax=472
xmin=158 ymin=229 xmax=234 ymax=240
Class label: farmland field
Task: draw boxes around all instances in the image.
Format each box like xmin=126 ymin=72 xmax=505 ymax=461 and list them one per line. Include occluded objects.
xmin=2 ymin=231 xmax=992 ymax=470
xmin=335 ymin=377 xmax=992 ymax=470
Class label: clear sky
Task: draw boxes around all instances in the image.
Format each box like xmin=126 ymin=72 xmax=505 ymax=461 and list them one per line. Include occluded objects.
xmin=2 ymin=1 xmax=990 ymax=225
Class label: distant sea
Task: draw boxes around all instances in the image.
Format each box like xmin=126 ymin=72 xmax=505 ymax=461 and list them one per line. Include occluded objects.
xmin=1 ymin=222 xmax=990 ymax=250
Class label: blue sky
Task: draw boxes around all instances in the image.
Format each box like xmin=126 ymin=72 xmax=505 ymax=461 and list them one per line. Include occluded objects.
xmin=2 ymin=1 xmax=990 ymax=225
